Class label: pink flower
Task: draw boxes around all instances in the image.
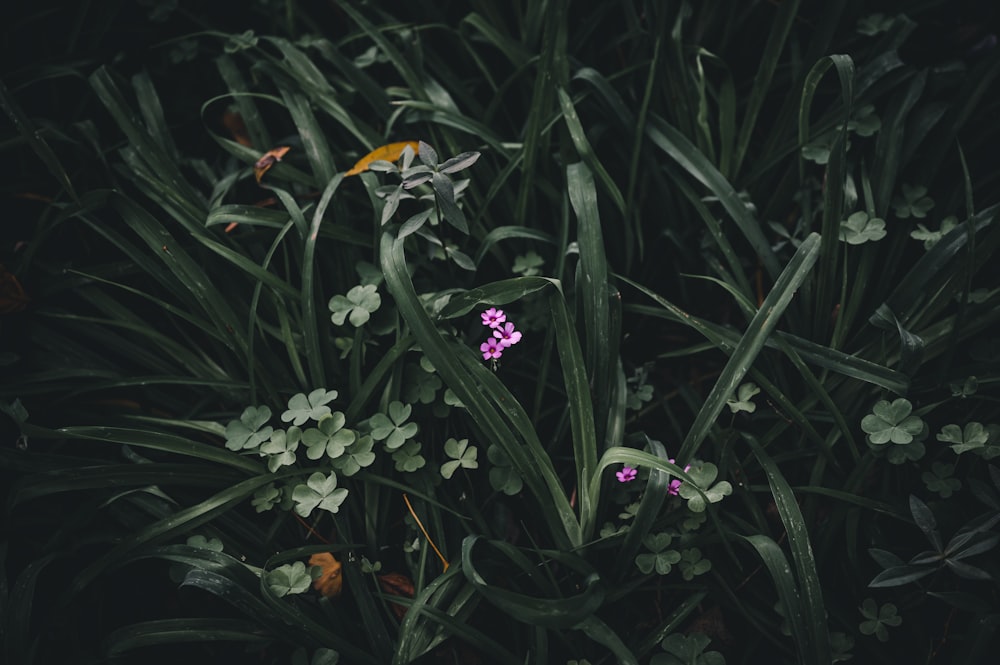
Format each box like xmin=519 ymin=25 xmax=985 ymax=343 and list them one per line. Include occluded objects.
xmin=492 ymin=322 xmax=522 ymax=347
xmin=616 ymin=465 xmax=638 ymax=483
xmin=480 ymin=338 xmax=504 ymax=360
xmin=667 ymin=459 xmax=691 ymax=495
xmin=481 ymin=308 xmax=506 ymax=328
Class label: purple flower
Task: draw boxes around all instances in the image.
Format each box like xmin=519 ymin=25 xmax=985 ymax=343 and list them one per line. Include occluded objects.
xmin=616 ymin=465 xmax=638 ymax=483
xmin=492 ymin=322 xmax=522 ymax=347
xmin=481 ymin=308 xmax=506 ymax=328
xmin=480 ymin=338 xmax=504 ymax=360
xmin=667 ymin=460 xmax=691 ymax=496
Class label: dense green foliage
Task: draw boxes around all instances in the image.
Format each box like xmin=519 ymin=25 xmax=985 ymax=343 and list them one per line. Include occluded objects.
xmin=3 ymin=1 xmax=1000 ymax=663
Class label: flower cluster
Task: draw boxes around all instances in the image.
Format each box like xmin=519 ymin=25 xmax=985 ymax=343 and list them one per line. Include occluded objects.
xmin=479 ymin=308 xmax=523 ymax=360
xmin=615 ymin=458 xmax=690 ymax=494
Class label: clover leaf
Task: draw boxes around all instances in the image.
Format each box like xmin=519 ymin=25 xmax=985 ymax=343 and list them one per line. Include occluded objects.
xmin=861 ymin=398 xmax=925 ymax=445
xmin=265 ymin=561 xmax=313 ymax=597
xmin=292 ymin=471 xmax=348 ymax=517
xmin=186 ymin=534 xmax=223 ymax=552
xmin=487 ymin=444 xmax=523 ymax=495
xmin=636 ymin=532 xmax=682 ymax=575
xmin=652 ymin=633 xmax=725 ymax=665
xmin=676 ymin=462 xmax=733 ymax=512
xmin=892 ymin=184 xmax=934 ymax=219
xmin=512 ymin=251 xmax=544 ymax=276
xmin=392 ymin=440 xmax=426 ymax=472
xmin=627 ymin=382 xmax=654 ymax=411
xmin=840 ymin=211 xmax=887 ymax=245
xmin=252 ymin=483 xmax=282 ymax=513
xmin=726 ymin=381 xmax=760 ymax=413
xmin=334 ymin=435 xmax=376 ymax=476
xmin=937 ymin=422 xmax=989 ymax=455
xmin=922 ymin=462 xmax=962 ymax=498
xmin=441 ymin=437 xmax=478 ymax=479
xmin=847 ymin=104 xmax=881 ymax=136
xmin=329 ymin=285 xmax=381 ymax=327
xmin=302 ymin=413 xmax=355 ymax=460
xmin=856 ymin=13 xmax=894 ymax=36
xmin=403 ymin=362 xmax=441 ymax=404
xmin=859 ymin=598 xmax=902 ymax=642
xmin=259 ymin=427 xmax=301 ymax=472
xmin=910 ymin=215 xmax=958 ymax=250
xmin=678 ymin=547 xmax=712 ymax=581
xmin=886 ymin=439 xmax=925 ymax=464
xmin=369 ymin=401 xmax=418 ymax=450
xmin=282 ymin=389 xmax=338 ymax=426
xmin=225 ymin=405 xmax=273 ymax=451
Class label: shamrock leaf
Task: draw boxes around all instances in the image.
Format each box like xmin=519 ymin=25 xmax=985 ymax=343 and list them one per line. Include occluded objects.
xmin=856 ymin=13 xmax=894 ymax=36
xmin=801 ymin=133 xmax=837 ymax=165
xmin=676 ymin=462 xmax=733 ymax=512
xmin=652 ymin=633 xmax=725 ymax=665
xmin=487 ymin=444 xmax=523 ymax=495
xmin=224 ymin=29 xmax=258 ymax=54
xmin=403 ymin=362 xmax=442 ymax=404
xmin=292 ymin=471 xmax=349 ymax=517
xmin=636 ymin=533 xmax=680 ymax=575
xmin=847 ymin=104 xmax=881 ymax=137
xmin=840 ymin=211 xmax=887 ymax=245
xmin=859 ymin=598 xmax=902 ymax=642
xmin=329 ymin=285 xmax=381 ymax=327
xmin=627 ymin=383 xmax=654 ymax=411
xmin=861 ymin=398 xmax=925 ymax=445
xmin=282 ymin=389 xmax=338 ymax=426
xmin=252 ymin=483 xmax=282 ymax=513
xmin=922 ymin=462 xmax=962 ymax=498
xmin=886 ymin=439 xmax=925 ymax=464
xmin=265 ymin=561 xmax=312 ymax=597
xmin=726 ymin=382 xmax=760 ymax=413
xmin=369 ymin=401 xmax=418 ymax=450
xmin=678 ymin=547 xmax=712 ymax=581
xmin=392 ymin=440 xmax=426 ymax=472
xmin=302 ymin=413 xmax=355 ymax=460
xmin=512 ymin=251 xmax=544 ymax=276
xmin=949 ymin=376 xmax=978 ymax=398
xmin=937 ymin=422 xmax=989 ymax=455
xmin=892 ymin=184 xmax=934 ymax=219
xmin=334 ymin=435 xmax=376 ymax=476
xmin=186 ymin=534 xmax=223 ymax=552
xmin=259 ymin=427 xmax=301 ymax=472
xmin=225 ymin=406 xmax=273 ymax=451
xmin=441 ymin=437 xmax=478 ymax=479
xmin=910 ymin=215 xmax=958 ymax=250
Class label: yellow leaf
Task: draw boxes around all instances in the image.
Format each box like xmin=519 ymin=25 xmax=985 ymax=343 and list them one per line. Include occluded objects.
xmin=345 ymin=141 xmax=419 ymax=176
xmin=308 ymin=552 xmax=343 ymax=597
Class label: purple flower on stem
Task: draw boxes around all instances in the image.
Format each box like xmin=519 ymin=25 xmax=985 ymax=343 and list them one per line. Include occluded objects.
xmin=481 ymin=308 xmax=506 ymax=328
xmin=616 ymin=465 xmax=638 ymax=483
xmin=480 ymin=338 xmax=504 ymax=360
xmin=492 ymin=322 xmax=522 ymax=347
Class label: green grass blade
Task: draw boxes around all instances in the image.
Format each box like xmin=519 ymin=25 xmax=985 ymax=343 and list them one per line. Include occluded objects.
xmin=380 ymin=233 xmax=578 ymax=546
xmin=566 ymin=161 xmax=612 ymax=442
xmin=70 ymin=471 xmax=293 ymax=596
xmin=0 ymin=79 xmax=79 ymax=202
xmin=558 ymin=90 xmax=625 ymax=213
xmin=677 ymin=232 xmax=820 ymax=461
xmin=105 ymin=618 xmax=271 ymax=655
xmin=461 ymin=536 xmax=604 ymax=629
xmin=732 ymin=0 xmax=800 ymax=175
xmin=745 ymin=436 xmax=831 ymax=665
xmin=23 ymin=424 xmax=263 ymax=474
xmin=646 ymin=113 xmax=781 ymax=280
xmin=741 ymin=535 xmax=810 ymax=664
